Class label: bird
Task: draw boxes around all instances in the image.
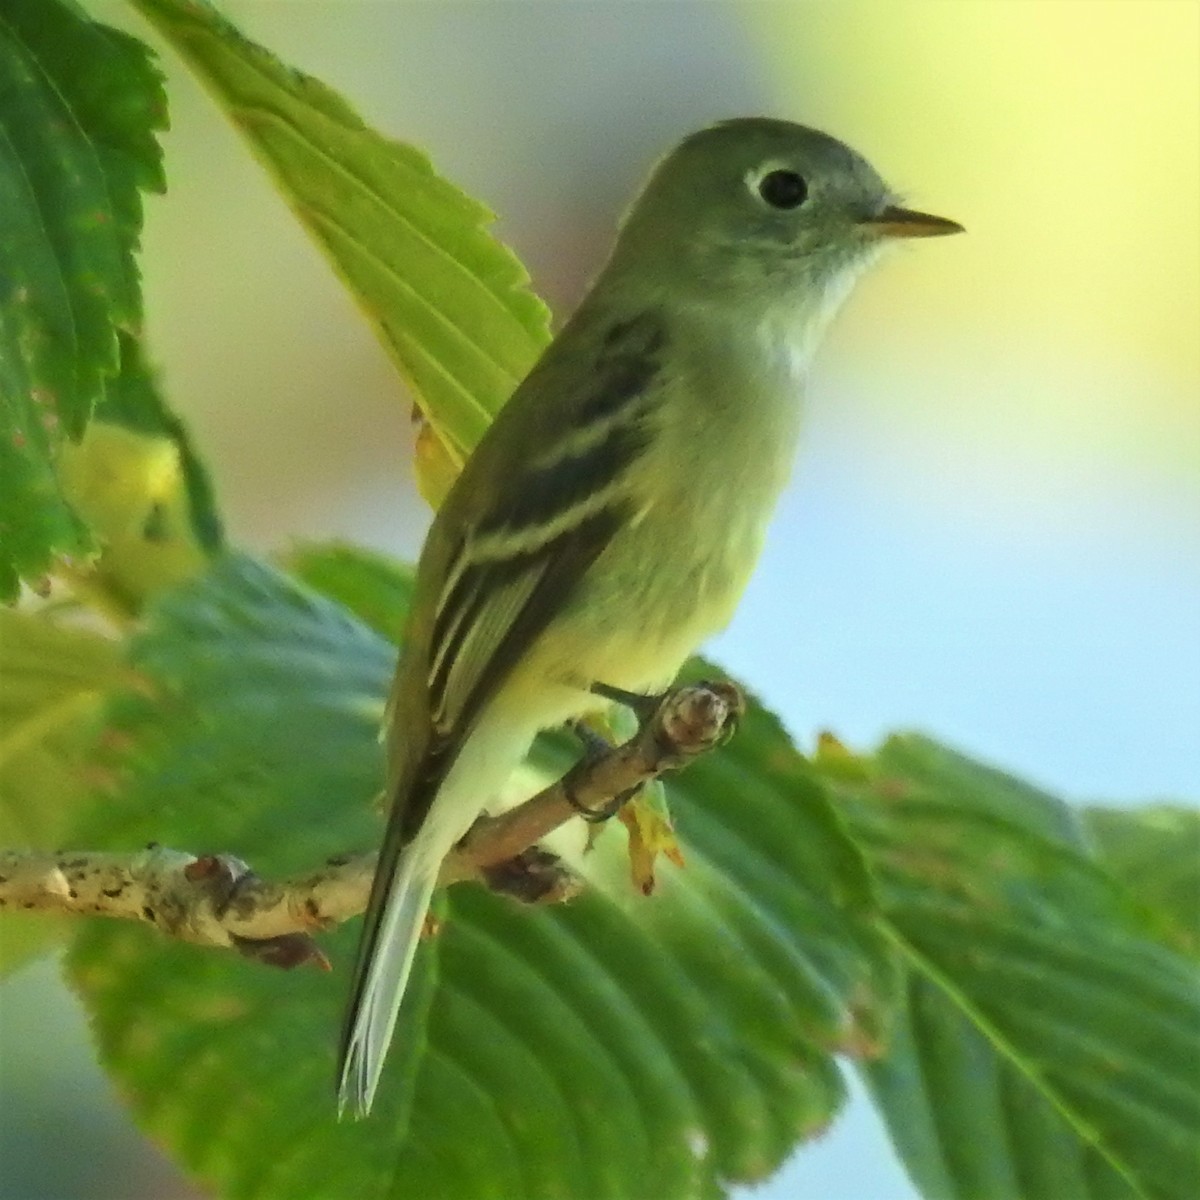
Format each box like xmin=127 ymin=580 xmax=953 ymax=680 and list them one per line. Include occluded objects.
xmin=338 ymin=116 xmax=962 ymax=1116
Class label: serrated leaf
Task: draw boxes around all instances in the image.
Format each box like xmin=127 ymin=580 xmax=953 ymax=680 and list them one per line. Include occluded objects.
xmin=824 ymin=735 xmax=1200 ymax=1200
xmin=1085 ymin=805 xmax=1200 ymax=961
xmin=0 ymin=607 xmax=126 ymax=974
xmin=0 ymin=0 xmax=166 ymax=598
xmin=65 ymin=550 xmax=893 ymax=1200
xmin=131 ymin=0 xmax=551 ymax=476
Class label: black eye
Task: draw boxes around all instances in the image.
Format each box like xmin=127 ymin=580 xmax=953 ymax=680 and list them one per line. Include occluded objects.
xmin=758 ymin=169 xmax=808 ymax=210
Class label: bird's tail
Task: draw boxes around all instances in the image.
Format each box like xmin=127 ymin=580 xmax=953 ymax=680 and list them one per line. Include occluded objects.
xmin=337 ymin=843 xmax=438 ymax=1118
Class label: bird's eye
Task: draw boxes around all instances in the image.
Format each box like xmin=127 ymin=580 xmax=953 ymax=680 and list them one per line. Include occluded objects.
xmin=757 ymin=169 xmax=808 ymax=210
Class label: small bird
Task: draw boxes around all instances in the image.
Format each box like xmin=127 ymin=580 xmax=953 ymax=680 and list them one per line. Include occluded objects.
xmin=338 ymin=117 xmax=962 ymax=1116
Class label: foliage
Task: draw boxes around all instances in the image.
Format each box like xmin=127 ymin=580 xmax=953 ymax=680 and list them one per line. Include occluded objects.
xmin=0 ymin=3 xmax=1196 ymax=1199
xmin=828 ymin=738 xmax=1200 ymax=1200
xmin=0 ymin=0 xmax=166 ymax=597
xmin=67 ymin=550 xmax=888 ymax=1199
xmin=0 ymin=607 xmax=127 ymax=971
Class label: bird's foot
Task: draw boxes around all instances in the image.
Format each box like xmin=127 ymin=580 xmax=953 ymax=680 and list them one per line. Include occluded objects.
xmin=565 ymin=717 xmax=638 ymax=822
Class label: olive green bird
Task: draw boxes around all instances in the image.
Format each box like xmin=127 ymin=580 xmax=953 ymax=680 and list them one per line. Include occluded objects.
xmin=339 ymin=116 xmax=962 ymax=1116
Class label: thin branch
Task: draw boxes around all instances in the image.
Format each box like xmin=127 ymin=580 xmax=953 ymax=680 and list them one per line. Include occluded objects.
xmin=452 ymin=679 xmax=743 ymax=871
xmin=0 ymin=681 xmax=741 ymax=968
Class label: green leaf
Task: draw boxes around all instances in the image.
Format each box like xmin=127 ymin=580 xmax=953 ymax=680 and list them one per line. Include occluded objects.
xmin=868 ymin=972 xmax=1145 ymax=1200
xmin=822 ymin=736 xmax=1200 ymax=1200
xmin=66 ymin=550 xmax=893 ymax=1200
xmin=866 ymin=735 xmax=1090 ymax=849
xmin=0 ymin=0 xmax=166 ymax=598
xmin=281 ymin=540 xmax=415 ymax=643
xmin=1085 ymin=805 xmax=1200 ymax=960
xmin=131 ymin=0 xmax=551 ymax=469
xmin=0 ymin=607 xmax=126 ymax=974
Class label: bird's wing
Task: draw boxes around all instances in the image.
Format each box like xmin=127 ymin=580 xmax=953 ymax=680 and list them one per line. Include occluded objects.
xmin=396 ymin=308 xmax=669 ymax=835
xmin=339 ymin=311 xmax=668 ymax=1094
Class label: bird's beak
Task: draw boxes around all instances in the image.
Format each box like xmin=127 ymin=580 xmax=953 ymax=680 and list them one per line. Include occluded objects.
xmin=860 ymin=205 xmax=964 ymax=239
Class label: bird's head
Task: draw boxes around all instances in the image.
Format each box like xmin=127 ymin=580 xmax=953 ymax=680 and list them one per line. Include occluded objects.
xmin=607 ymin=117 xmax=962 ymax=317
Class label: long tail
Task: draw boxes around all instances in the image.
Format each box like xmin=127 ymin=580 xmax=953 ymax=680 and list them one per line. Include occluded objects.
xmin=337 ymin=843 xmax=439 ymax=1118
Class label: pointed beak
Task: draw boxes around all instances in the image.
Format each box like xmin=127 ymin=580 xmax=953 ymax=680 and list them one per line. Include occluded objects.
xmin=860 ymin=205 xmax=964 ymax=239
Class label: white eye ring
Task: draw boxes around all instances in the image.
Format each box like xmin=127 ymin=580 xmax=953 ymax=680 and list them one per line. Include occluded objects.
xmin=747 ymin=163 xmax=809 ymax=210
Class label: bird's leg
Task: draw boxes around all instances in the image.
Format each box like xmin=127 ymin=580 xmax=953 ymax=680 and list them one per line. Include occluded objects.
xmin=568 ymin=716 xmax=614 ymax=762
xmin=573 ymin=680 xmax=670 ymax=821
xmin=588 ymin=680 xmax=666 ymax=726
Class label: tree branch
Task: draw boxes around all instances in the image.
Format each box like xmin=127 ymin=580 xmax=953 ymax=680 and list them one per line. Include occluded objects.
xmin=0 ymin=681 xmax=742 ymax=968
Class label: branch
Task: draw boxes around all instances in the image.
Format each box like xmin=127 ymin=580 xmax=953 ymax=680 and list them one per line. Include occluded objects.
xmin=0 ymin=681 xmax=742 ymax=968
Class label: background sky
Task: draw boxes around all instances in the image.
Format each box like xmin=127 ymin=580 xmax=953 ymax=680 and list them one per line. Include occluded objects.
xmin=1 ymin=2 xmax=1197 ymax=1198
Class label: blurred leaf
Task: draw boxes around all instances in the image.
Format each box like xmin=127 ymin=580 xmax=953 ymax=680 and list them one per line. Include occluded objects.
xmin=1085 ymin=805 xmax=1200 ymax=961
xmin=66 ymin=550 xmax=893 ymax=1200
xmin=281 ymin=540 xmax=415 ymax=643
xmin=58 ymin=333 xmax=223 ymax=614
xmin=865 ymin=734 xmax=1089 ymax=848
xmin=0 ymin=608 xmax=126 ymax=974
xmin=0 ymin=908 xmax=73 ymax=979
xmin=0 ymin=0 xmax=166 ymax=598
xmin=821 ymin=736 xmax=1200 ymax=1200
xmin=868 ymin=971 xmax=1145 ymax=1200
xmin=131 ymin=0 xmax=551 ymax=479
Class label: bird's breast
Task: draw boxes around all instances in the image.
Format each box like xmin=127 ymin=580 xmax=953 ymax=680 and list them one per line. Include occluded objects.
xmin=541 ymin=334 xmax=806 ymax=696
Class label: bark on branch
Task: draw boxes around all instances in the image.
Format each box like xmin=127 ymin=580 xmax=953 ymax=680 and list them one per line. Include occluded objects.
xmin=0 ymin=681 xmax=742 ymax=969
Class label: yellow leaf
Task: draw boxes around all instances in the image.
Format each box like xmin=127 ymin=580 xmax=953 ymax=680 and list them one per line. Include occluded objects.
xmin=412 ymin=408 xmax=464 ymax=511
xmin=618 ymin=780 xmax=685 ymax=897
xmin=57 ymin=422 xmax=212 ymax=615
xmin=813 ymin=730 xmax=873 ymax=781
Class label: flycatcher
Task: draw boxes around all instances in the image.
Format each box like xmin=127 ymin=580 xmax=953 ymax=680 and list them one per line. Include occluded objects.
xmin=339 ymin=117 xmax=962 ymax=1116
